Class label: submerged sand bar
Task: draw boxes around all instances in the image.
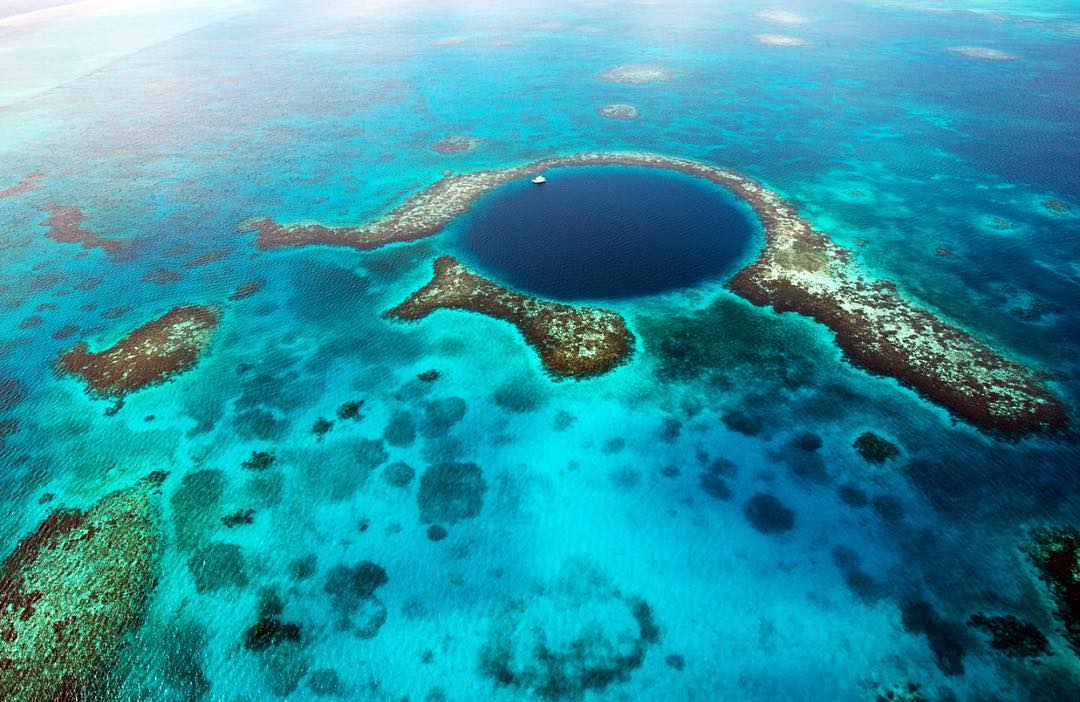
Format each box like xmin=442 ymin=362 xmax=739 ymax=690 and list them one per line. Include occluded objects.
xmin=245 ymin=152 xmax=1068 ymax=434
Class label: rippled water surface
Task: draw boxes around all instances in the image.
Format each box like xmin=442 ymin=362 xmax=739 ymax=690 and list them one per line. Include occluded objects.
xmin=1 ymin=1 xmax=1079 ymax=701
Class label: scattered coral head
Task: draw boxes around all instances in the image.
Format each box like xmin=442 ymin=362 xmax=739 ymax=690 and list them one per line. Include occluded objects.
xmin=480 ymin=559 xmax=659 ymax=699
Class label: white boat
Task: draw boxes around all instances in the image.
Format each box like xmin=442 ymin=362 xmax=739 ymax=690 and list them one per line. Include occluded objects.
xmin=531 ymin=175 xmax=546 ymax=184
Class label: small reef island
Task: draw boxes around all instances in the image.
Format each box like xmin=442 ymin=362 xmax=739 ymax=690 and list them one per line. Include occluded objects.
xmin=57 ymin=304 xmax=219 ymax=411
xmin=244 ymin=152 xmax=1068 ymax=435
xmin=388 ymin=256 xmax=634 ymax=378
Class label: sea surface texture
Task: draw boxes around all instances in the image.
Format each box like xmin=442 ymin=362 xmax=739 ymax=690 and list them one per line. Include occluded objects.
xmin=1 ymin=1 xmax=1079 ymax=701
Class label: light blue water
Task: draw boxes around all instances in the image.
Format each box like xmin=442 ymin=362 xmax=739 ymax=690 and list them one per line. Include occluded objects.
xmin=1 ymin=1 xmax=1079 ymax=701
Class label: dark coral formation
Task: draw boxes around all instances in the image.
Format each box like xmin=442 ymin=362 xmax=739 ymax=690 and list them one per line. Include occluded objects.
xmin=171 ymin=469 xmax=224 ymax=551
xmin=42 ymin=205 xmax=129 ymax=259
xmin=384 ymin=411 xmax=417 ymax=447
xmin=57 ymin=305 xmax=219 ymax=410
xmin=481 ymin=560 xmax=659 ymax=699
xmin=142 ymin=267 xmax=182 ymax=285
xmin=854 ymin=432 xmax=900 ymax=464
xmin=222 ymin=509 xmax=256 ymax=528
xmin=967 ymin=613 xmax=1051 ymax=659
xmin=187 ymin=542 xmax=248 ymax=593
xmin=1026 ymin=528 xmax=1080 ymax=655
xmin=417 ymin=461 xmax=486 ymax=525
xmin=0 ymin=475 xmax=163 ymax=702
xmin=742 ymin=493 xmax=795 ymax=534
xmin=419 ymin=397 xmax=466 ymax=438
xmin=832 ymin=546 xmax=882 ymax=604
xmin=242 ymin=151 xmax=1066 ymax=433
xmin=244 ymin=592 xmax=301 ymax=653
xmin=699 ymin=459 xmax=733 ymax=500
xmin=0 ymin=170 xmax=44 ymax=199
xmin=838 ymin=483 xmax=869 ymax=508
xmin=871 ymin=495 xmax=905 ymax=522
xmin=431 ymin=135 xmax=483 ymax=154
xmin=244 ymin=591 xmax=308 ymax=696
xmin=336 ymin=400 xmax=364 ymax=421
xmin=183 ymin=248 xmax=231 ymax=269
xmin=324 ymin=561 xmax=389 ymax=637
xmin=875 ymin=682 xmax=928 ymax=702
xmin=383 ymin=462 xmax=415 ymax=487
xmin=0 ymin=419 xmax=21 ymax=449
xmin=242 ymin=450 xmax=276 ymax=471
xmin=244 ymin=618 xmax=300 ymax=651
xmin=388 ymin=257 xmax=634 ymax=378
xmin=0 ymin=378 xmax=28 ymax=412
xmin=312 ymin=417 xmax=334 ymax=440
xmin=229 ymin=279 xmax=266 ymax=301
xmin=307 ymin=669 xmax=341 ymax=696
xmin=900 ymin=600 xmax=968 ymax=676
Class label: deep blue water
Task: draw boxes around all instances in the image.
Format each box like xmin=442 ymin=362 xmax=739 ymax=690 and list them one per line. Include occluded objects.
xmin=1 ymin=1 xmax=1080 ymax=701
xmin=456 ymin=166 xmax=759 ymax=300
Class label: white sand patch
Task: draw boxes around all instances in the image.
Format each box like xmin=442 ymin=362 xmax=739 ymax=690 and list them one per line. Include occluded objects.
xmin=949 ymin=46 xmax=1017 ymax=60
xmin=755 ymin=33 xmax=810 ymax=47
xmin=756 ymin=9 xmax=805 ymax=25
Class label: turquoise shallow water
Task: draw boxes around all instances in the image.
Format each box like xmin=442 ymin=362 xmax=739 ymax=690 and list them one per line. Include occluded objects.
xmin=1 ymin=1 xmax=1079 ymax=701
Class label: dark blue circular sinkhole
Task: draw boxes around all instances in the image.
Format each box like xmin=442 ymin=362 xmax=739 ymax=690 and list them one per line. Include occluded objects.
xmin=454 ymin=166 xmax=760 ymax=301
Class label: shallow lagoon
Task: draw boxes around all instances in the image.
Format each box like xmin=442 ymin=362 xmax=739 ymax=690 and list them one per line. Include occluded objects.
xmin=1 ymin=1 xmax=1079 ymax=701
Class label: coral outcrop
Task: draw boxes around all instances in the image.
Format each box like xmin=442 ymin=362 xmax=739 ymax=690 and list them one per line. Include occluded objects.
xmin=388 ymin=257 xmax=634 ymax=378
xmin=0 ymin=474 xmax=165 ymax=702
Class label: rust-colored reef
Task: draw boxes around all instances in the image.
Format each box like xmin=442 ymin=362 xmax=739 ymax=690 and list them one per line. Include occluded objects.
xmin=184 ymin=248 xmax=231 ymax=269
xmin=0 ymin=171 xmax=44 ymax=199
xmin=229 ymin=278 xmax=266 ymax=301
xmin=43 ymin=205 xmax=129 ymax=259
xmin=244 ymin=151 xmax=1067 ymax=435
xmin=388 ymin=256 xmax=634 ymax=378
xmin=0 ymin=474 xmax=164 ymax=702
xmin=57 ymin=305 xmax=219 ymax=409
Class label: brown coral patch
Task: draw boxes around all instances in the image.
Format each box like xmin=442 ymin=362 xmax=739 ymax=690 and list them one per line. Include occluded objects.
xmin=184 ymin=248 xmax=231 ymax=269
xmin=42 ymin=206 xmax=129 ymax=260
xmin=431 ymin=135 xmax=483 ymax=154
xmin=57 ymin=305 xmax=219 ymax=405
xmin=142 ymin=268 xmax=182 ymax=285
xmin=52 ymin=325 xmax=79 ymax=341
xmin=242 ymin=152 xmax=1067 ymax=434
xmin=0 ymin=477 xmax=162 ymax=702
xmin=229 ymin=279 xmax=266 ymax=301
xmin=388 ymin=257 xmax=634 ymax=378
xmin=0 ymin=171 xmax=44 ymax=199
